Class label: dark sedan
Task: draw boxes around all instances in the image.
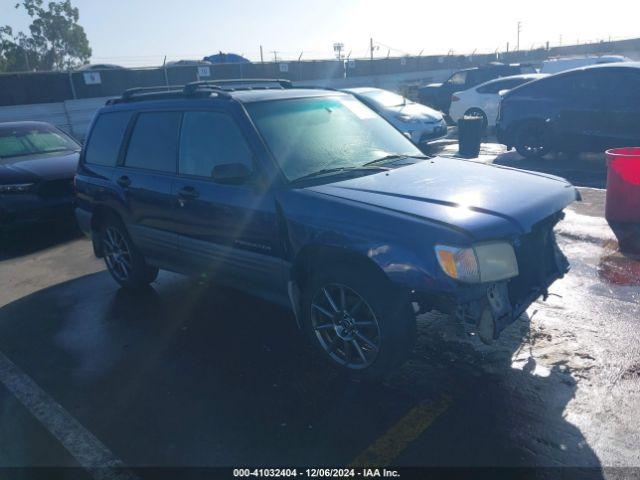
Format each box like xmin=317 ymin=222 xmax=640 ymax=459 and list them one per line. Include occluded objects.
xmin=497 ymin=63 xmax=640 ymax=158
xmin=0 ymin=121 xmax=80 ymax=231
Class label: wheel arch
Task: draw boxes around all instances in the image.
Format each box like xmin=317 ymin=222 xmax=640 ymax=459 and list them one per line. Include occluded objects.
xmin=290 ymin=245 xmax=391 ymax=292
xmin=287 ymin=245 xmax=394 ymax=329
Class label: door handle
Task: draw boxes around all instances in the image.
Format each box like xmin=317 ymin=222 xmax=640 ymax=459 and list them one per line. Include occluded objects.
xmin=178 ymin=186 xmax=199 ymax=199
xmin=116 ymin=175 xmax=131 ymax=187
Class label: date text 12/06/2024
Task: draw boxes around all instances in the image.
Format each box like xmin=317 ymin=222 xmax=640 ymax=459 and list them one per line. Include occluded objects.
xmin=233 ymin=468 xmax=400 ymax=478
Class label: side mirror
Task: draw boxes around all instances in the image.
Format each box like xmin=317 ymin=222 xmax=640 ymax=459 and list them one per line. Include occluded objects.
xmin=211 ymin=162 xmax=252 ymax=184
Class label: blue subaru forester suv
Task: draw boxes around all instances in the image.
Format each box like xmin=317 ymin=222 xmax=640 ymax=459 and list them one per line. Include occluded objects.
xmin=75 ymin=79 xmax=579 ymax=378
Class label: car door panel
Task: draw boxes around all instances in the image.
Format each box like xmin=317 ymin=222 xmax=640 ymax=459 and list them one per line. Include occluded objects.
xmin=172 ymin=110 xmax=285 ymax=294
xmin=115 ymin=110 xmax=181 ymax=260
xmin=116 ymin=169 xmax=177 ymax=255
xmin=554 ymin=72 xmax=606 ymax=151
xmin=173 ymin=180 xmax=283 ymax=287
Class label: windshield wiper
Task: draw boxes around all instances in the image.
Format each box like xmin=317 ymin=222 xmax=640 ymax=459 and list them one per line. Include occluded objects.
xmin=362 ymin=154 xmax=428 ymax=167
xmin=290 ymin=166 xmax=389 ymax=184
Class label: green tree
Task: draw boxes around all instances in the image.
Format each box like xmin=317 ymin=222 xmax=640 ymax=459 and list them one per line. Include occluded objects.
xmin=0 ymin=0 xmax=91 ymax=72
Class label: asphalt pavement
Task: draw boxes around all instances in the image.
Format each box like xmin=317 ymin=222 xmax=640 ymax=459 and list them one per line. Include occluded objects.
xmin=0 ymin=146 xmax=639 ymax=479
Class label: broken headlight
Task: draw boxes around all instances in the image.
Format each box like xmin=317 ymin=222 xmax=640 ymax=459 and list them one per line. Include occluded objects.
xmin=435 ymin=241 xmax=519 ymax=283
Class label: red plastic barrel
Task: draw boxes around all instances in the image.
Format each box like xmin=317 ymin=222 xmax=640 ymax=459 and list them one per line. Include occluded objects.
xmin=605 ymin=147 xmax=640 ymax=255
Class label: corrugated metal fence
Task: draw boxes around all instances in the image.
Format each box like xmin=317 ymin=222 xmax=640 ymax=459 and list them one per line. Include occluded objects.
xmin=0 ymin=97 xmax=112 ymax=140
xmin=0 ymin=68 xmax=456 ymax=141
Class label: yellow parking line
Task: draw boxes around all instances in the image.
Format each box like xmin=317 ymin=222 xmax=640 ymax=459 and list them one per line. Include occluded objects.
xmin=348 ymin=394 xmax=452 ymax=467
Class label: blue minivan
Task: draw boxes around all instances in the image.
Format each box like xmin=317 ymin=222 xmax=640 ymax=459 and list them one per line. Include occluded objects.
xmin=75 ymin=80 xmax=578 ymax=377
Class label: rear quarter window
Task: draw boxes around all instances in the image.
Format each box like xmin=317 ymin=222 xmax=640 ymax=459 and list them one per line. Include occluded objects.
xmin=84 ymin=112 xmax=132 ymax=166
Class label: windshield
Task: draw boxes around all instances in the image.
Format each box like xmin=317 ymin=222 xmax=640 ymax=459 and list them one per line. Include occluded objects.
xmin=360 ymin=89 xmax=408 ymax=107
xmin=246 ymin=96 xmax=423 ymax=181
xmin=0 ymin=125 xmax=79 ymax=161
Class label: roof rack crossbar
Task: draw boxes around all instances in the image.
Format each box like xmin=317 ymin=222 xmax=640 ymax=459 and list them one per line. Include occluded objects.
xmin=182 ymin=81 xmax=233 ymax=98
xmin=202 ymin=78 xmax=293 ymax=89
xmin=121 ymin=85 xmax=180 ymax=100
xmin=184 ymin=78 xmax=292 ymax=92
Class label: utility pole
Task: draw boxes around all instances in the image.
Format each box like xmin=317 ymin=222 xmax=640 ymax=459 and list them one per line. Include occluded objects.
xmin=260 ymin=45 xmax=264 ymax=63
xmin=271 ymin=50 xmax=279 ymax=62
xmin=370 ymin=38 xmax=374 ymax=61
xmin=516 ymin=21 xmax=522 ymax=51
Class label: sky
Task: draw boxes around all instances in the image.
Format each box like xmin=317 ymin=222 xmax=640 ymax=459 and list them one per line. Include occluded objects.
xmin=1 ymin=0 xmax=638 ymax=67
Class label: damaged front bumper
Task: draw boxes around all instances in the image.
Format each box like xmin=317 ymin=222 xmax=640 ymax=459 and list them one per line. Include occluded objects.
xmin=420 ymin=214 xmax=570 ymax=342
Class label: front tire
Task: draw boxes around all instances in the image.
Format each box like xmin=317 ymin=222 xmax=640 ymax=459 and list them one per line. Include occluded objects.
xmin=515 ymin=121 xmax=553 ymax=158
xmin=100 ymin=217 xmax=158 ymax=289
xmin=301 ymin=264 xmax=416 ymax=379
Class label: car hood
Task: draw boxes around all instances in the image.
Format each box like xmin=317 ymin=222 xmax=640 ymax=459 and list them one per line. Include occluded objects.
xmin=0 ymin=151 xmax=79 ymax=184
xmin=305 ymin=158 xmax=578 ymax=241
xmin=385 ymin=103 xmax=443 ymax=121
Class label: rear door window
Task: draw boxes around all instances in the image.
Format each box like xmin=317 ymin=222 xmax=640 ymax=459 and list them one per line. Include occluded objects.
xmin=124 ymin=111 xmax=181 ymax=173
xmin=84 ymin=112 xmax=132 ymax=166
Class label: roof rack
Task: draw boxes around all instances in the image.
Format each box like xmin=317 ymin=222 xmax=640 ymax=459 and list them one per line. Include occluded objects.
xmin=106 ymin=83 xmax=233 ymax=105
xmin=121 ymin=85 xmax=180 ymax=100
xmin=105 ymin=85 xmax=182 ymax=105
xmin=185 ymin=78 xmax=293 ymax=92
xmin=106 ymin=78 xmax=315 ymax=106
xmin=182 ymin=81 xmax=235 ymax=97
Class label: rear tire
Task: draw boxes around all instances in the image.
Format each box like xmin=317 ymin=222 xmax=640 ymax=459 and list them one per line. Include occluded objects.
xmin=301 ymin=263 xmax=416 ymax=380
xmin=515 ymin=121 xmax=553 ymax=158
xmin=100 ymin=216 xmax=158 ymax=289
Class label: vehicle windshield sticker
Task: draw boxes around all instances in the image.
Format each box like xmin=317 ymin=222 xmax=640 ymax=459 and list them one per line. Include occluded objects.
xmin=340 ymin=99 xmax=377 ymax=120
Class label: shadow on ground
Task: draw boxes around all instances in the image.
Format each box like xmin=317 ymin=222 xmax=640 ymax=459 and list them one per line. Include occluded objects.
xmin=0 ymin=268 xmax=605 ymax=476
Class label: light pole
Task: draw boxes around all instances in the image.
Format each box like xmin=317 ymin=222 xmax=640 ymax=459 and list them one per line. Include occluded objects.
xmin=517 ymin=21 xmax=522 ymax=51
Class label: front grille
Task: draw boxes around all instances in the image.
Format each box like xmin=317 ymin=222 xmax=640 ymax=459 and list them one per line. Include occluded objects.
xmin=37 ymin=179 xmax=74 ymax=198
xmin=508 ymin=218 xmax=564 ymax=307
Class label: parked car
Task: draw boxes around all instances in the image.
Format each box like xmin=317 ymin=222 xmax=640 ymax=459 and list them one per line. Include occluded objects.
xmin=77 ymin=64 xmax=125 ymax=71
xmin=75 ymin=80 xmax=577 ymax=377
xmin=165 ymin=60 xmax=213 ymax=67
xmin=343 ymin=87 xmax=448 ymax=147
xmin=497 ymin=63 xmax=640 ymax=158
xmin=418 ymin=63 xmax=536 ymax=115
xmin=0 ymin=121 xmax=80 ymax=231
xmin=540 ymin=55 xmax=630 ymax=74
xmin=449 ymin=74 xmax=547 ymax=130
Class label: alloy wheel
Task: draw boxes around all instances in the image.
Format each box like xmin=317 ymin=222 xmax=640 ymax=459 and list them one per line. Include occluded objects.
xmin=311 ymin=283 xmax=382 ymax=369
xmin=102 ymin=227 xmax=132 ymax=283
